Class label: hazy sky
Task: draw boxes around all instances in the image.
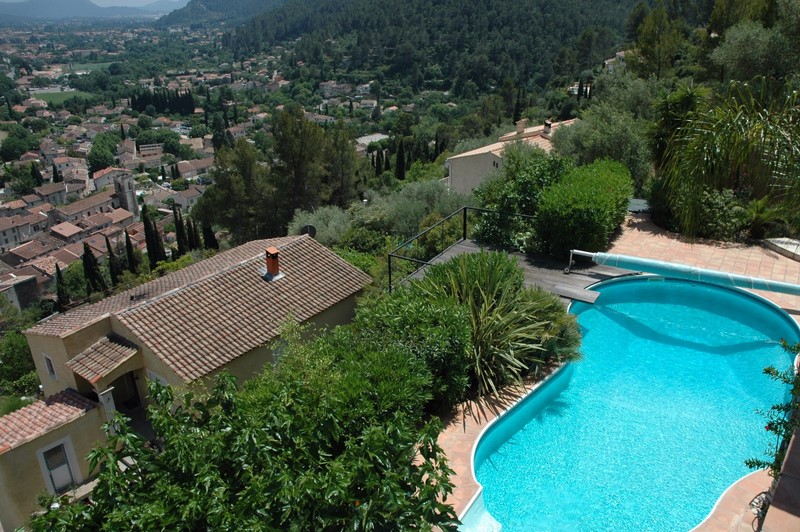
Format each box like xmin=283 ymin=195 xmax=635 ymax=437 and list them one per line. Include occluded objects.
xmin=0 ymin=0 xmax=163 ymax=5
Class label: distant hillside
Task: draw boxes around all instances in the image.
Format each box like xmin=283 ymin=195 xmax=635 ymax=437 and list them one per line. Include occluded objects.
xmin=0 ymin=0 xmax=154 ymax=19
xmin=139 ymin=0 xmax=190 ymax=14
xmin=227 ymin=0 xmax=640 ymax=90
xmin=158 ymin=0 xmax=286 ymax=26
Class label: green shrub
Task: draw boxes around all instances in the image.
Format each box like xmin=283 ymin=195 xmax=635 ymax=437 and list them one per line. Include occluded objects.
xmin=287 ymin=205 xmax=352 ymax=247
xmin=412 ymin=251 xmax=554 ymax=395
xmin=332 ymin=247 xmax=379 ymax=275
xmin=474 ymin=145 xmax=572 ymax=250
xmin=354 ymin=289 xmax=471 ymax=411
xmin=535 ymin=159 xmax=633 ymax=257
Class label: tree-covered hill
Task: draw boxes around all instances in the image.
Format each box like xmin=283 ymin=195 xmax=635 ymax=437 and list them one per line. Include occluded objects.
xmin=158 ymin=0 xmax=287 ymax=26
xmin=225 ymin=0 xmax=642 ymax=91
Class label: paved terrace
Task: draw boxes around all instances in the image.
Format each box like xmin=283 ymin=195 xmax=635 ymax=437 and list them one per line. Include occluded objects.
xmin=436 ymin=213 xmax=800 ymax=531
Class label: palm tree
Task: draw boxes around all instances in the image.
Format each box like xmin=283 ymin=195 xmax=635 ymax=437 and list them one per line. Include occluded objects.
xmin=663 ymin=81 xmax=800 ymax=235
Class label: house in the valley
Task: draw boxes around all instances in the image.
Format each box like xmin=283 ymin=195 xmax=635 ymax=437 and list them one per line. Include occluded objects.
xmin=0 ymin=236 xmax=371 ymax=530
xmin=444 ymin=118 xmax=576 ymax=195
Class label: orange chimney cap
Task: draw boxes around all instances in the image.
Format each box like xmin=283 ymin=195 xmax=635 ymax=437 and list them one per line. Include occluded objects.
xmin=265 ymin=246 xmax=279 ymax=257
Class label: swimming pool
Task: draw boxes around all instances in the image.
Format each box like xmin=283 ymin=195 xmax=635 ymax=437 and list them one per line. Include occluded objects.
xmin=468 ymin=277 xmax=799 ymax=531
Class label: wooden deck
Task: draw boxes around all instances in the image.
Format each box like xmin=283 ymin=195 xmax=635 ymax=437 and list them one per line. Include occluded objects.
xmin=417 ymin=239 xmax=631 ymax=304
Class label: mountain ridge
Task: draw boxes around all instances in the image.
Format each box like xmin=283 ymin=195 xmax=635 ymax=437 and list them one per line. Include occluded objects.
xmin=157 ymin=0 xmax=286 ymax=26
xmin=0 ymin=0 xmax=176 ymax=19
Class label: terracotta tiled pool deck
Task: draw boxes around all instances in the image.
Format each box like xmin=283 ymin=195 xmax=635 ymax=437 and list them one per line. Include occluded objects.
xmin=440 ymin=214 xmax=800 ymax=530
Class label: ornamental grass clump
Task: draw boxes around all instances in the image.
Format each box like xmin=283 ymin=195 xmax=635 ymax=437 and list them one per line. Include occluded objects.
xmin=412 ymin=251 xmax=581 ymax=396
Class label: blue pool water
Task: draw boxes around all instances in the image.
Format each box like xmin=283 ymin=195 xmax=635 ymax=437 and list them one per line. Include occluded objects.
xmin=472 ymin=277 xmax=799 ymax=532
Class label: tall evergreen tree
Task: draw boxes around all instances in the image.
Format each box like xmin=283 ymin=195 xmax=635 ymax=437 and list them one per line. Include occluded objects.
xmin=186 ymin=218 xmax=200 ymax=251
xmin=30 ymin=163 xmax=43 ymax=186
xmin=173 ymin=205 xmax=188 ymax=258
xmin=82 ymin=243 xmax=108 ymax=295
xmin=120 ymin=124 xmax=126 ymax=140
xmin=52 ymin=163 xmax=62 ymax=183
xmin=125 ymin=230 xmax=139 ymax=274
xmin=104 ymin=235 xmax=120 ymax=287
xmin=202 ymin=223 xmax=219 ymax=250
xmin=54 ymin=263 xmax=69 ymax=312
xmin=142 ymin=205 xmax=167 ymax=270
xmin=395 ymin=140 xmax=406 ymax=180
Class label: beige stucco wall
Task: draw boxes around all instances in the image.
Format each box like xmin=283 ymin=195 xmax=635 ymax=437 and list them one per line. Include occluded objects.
xmin=0 ymin=408 xmax=105 ymax=531
xmin=447 ymin=151 xmax=502 ymax=195
xmin=27 ymin=317 xmax=113 ymax=397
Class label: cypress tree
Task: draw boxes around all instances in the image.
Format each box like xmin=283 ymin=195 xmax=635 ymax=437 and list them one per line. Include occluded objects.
xmin=160 ymin=165 xmax=166 ymax=180
xmin=125 ymin=230 xmax=139 ymax=274
xmin=142 ymin=205 xmax=158 ymax=270
xmin=173 ymin=205 xmax=188 ymax=258
xmin=52 ymin=163 xmax=62 ymax=182
xmin=55 ymin=263 xmax=69 ymax=312
xmin=82 ymin=243 xmax=108 ymax=295
xmin=395 ymin=139 xmax=406 ymax=180
xmin=120 ymin=124 xmax=126 ymax=140
xmin=202 ymin=223 xmax=219 ymax=250
xmin=186 ymin=218 xmax=198 ymax=251
xmin=31 ymin=163 xmax=43 ymax=186
xmin=104 ymin=235 xmax=120 ymax=287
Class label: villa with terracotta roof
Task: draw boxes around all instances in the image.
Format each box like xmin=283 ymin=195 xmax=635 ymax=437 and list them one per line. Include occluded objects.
xmin=444 ymin=118 xmax=576 ymax=195
xmin=0 ymin=235 xmax=371 ymax=530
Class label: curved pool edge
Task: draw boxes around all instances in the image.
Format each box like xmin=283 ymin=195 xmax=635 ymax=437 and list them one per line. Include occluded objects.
xmin=578 ymin=274 xmax=800 ymax=339
xmin=689 ymin=469 xmax=772 ymax=531
xmin=460 ymin=274 xmax=800 ymax=531
xmin=458 ymin=364 xmax=572 ymax=529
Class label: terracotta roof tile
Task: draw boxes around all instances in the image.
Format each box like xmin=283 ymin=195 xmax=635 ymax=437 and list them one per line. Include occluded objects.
xmin=0 ymin=390 xmax=98 ymax=454
xmin=66 ymin=334 xmax=139 ymax=384
xmin=28 ymin=236 xmax=371 ymax=381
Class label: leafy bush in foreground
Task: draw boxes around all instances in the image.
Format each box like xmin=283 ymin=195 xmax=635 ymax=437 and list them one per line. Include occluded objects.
xmin=31 ymin=326 xmax=458 ymax=531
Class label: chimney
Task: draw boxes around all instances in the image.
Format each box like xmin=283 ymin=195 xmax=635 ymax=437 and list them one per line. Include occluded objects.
xmin=543 ymin=120 xmax=552 ymax=136
xmin=265 ymin=246 xmax=280 ymax=277
xmin=515 ymin=118 xmax=528 ymax=134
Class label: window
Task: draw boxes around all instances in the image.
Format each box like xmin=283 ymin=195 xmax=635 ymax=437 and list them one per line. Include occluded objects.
xmin=44 ymin=355 xmax=57 ymax=380
xmin=37 ymin=437 xmax=81 ymax=494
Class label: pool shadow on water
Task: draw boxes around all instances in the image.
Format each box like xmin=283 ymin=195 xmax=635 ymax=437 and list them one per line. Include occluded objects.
xmin=600 ymin=306 xmax=777 ymax=356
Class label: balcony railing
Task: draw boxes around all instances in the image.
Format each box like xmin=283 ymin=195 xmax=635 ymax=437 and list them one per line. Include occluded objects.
xmin=386 ymin=206 xmax=536 ymax=292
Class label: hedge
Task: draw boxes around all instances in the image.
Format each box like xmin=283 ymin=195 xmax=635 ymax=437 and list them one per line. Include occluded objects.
xmin=534 ymin=159 xmax=633 ymax=257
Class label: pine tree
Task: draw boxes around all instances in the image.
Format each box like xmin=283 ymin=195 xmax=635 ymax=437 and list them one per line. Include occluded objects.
xmin=82 ymin=243 xmax=108 ymax=295
xmin=125 ymin=230 xmax=139 ymax=274
xmin=395 ymin=139 xmax=406 ymax=180
xmin=104 ymin=235 xmax=120 ymax=287
xmin=202 ymin=223 xmax=219 ymax=250
xmin=54 ymin=263 xmax=69 ymax=312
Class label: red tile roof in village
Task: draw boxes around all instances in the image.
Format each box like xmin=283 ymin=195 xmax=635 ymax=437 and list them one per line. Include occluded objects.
xmin=0 ymin=390 xmax=98 ymax=454
xmin=66 ymin=334 xmax=138 ymax=385
xmin=27 ymin=236 xmax=372 ymax=381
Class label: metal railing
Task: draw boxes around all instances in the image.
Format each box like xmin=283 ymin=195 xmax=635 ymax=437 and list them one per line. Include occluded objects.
xmin=387 ymin=206 xmax=536 ymax=292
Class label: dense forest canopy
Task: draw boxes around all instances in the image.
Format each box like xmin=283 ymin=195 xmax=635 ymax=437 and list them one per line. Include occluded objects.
xmin=225 ymin=0 xmax=643 ymax=91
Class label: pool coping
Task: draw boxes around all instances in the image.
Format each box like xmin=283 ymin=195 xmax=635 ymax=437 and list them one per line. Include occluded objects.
xmin=457 ymin=363 xmax=570 ymax=523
